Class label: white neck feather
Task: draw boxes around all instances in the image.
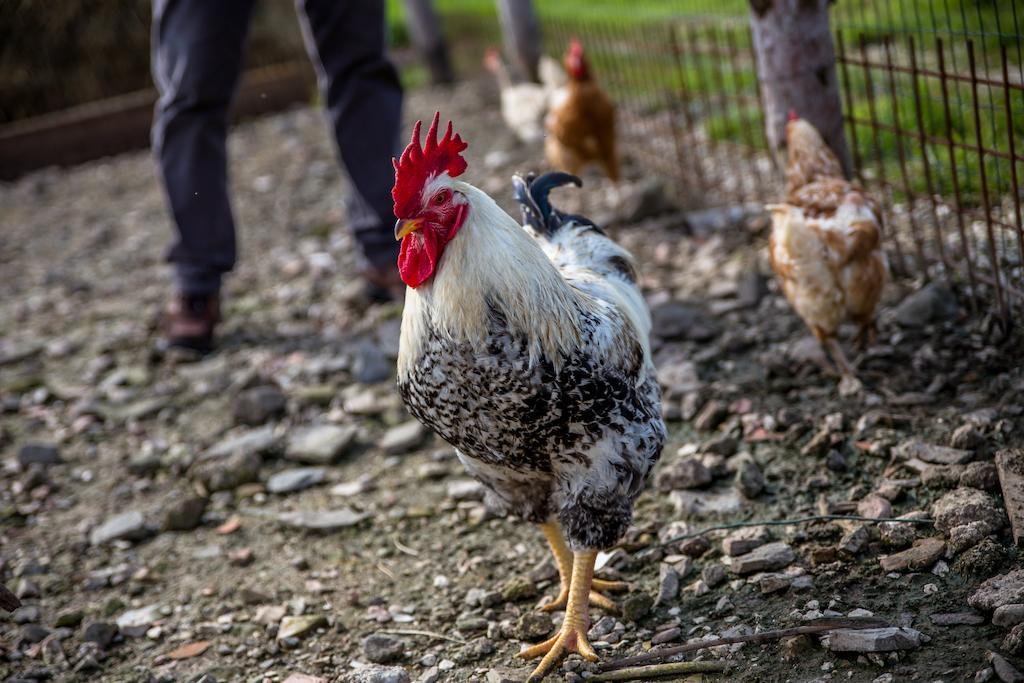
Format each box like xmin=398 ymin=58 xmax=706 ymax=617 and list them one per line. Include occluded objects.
xmin=398 ymin=181 xmax=582 ymax=378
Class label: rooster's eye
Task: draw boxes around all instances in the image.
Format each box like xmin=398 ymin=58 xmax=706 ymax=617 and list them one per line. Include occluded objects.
xmin=434 ymin=191 xmax=448 ymax=205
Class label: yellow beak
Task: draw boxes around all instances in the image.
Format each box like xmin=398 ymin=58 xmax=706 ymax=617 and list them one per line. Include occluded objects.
xmin=394 ymin=217 xmax=423 ymax=240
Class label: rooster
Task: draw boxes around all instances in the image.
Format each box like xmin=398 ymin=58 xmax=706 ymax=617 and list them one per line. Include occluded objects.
xmin=768 ymin=113 xmax=886 ymax=383
xmin=484 ymin=48 xmax=566 ymax=145
xmin=545 ymin=40 xmax=619 ymax=182
xmin=393 ymin=114 xmax=664 ymax=681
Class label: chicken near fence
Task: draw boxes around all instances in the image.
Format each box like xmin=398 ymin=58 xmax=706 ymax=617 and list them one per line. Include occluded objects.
xmin=393 ymin=114 xmax=665 ymax=681
xmin=545 ymin=39 xmax=620 ymax=182
xmin=768 ymin=114 xmax=886 ymax=383
xmin=484 ymin=48 xmax=567 ymax=145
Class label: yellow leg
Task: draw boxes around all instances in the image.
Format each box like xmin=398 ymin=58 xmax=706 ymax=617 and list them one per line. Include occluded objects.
xmin=521 ymin=549 xmax=600 ymax=681
xmin=537 ymin=522 xmax=627 ymax=613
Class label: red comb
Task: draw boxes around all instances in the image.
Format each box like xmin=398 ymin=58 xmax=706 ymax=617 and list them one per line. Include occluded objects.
xmin=787 ymin=109 xmax=799 ymax=122
xmin=569 ymin=38 xmax=584 ymax=54
xmin=392 ymin=112 xmax=468 ymax=219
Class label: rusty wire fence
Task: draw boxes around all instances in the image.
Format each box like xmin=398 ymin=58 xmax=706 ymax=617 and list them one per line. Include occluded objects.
xmin=532 ymin=1 xmax=1024 ymax=328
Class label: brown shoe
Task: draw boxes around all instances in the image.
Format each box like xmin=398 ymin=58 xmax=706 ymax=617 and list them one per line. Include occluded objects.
xmin=361 ymin=265 xmax=406 ymax=304
xmin=161 ymin=294 xmax=220 ymax=353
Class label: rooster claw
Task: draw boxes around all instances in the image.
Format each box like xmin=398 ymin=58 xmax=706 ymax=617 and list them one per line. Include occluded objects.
xmin=521 ymin=621 xmax=598 ymax=682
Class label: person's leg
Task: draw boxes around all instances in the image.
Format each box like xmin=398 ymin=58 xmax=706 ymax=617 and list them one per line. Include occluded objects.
xmin=151 ymin=0 xmax=257 ymax=298
xmin=296 ymin=0 xmax=404 ymax=278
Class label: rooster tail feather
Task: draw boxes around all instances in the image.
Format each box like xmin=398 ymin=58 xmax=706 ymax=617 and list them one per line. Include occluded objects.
xmin=514 ymin=171 xmax=595 ymax=237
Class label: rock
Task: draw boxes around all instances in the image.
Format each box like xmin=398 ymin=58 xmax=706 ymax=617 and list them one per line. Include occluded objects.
xmin=722 ymin=526 xmax=770 ymax=557
xmin=694 ymin=400 xmax=728 ymax=431
xmin=655 ymin=564 xmax=680 ymax=606
xmin=702 ymin=563 xmax=727 ymax=588
xmin=82 ymin=621 xmax=118 ymax=648
xmin=758 ymin=572 xmax=793 ymax=594
xmin=351 ymin=343 xmax=392 ymax=384
xmin=656 ymin=458 xmax=712 ymax=491
xmin=994 ymin=604 xmax=1024 ymax=627
xmin=195 ymin=450 xmax=262 ymax=492
xmin=893 ymin=283 xmax=957 ymax=327
xmin=735 ymin=458 xmax=765 ymax=498
xmin=989 ymin=652 xmax=1024 ymax=683
xmin=379 ymin=421 xmax=427 ymax=455
xmin=446 ymin=479 xmax=485 ymax=501
xmin=922 ymin=464 xmax=964 ymax=489
xmin=517 ymin=612 xmax=552 ymax=640
xmin=857 ymin=494 xmax=893 ymax=519
xmin=275 ymin=508 xmax=369 ymax=531
xmin=616 ymin=179 xmax=675 ymax=223
xmin=500 ymin=576 xmax=537 ymax=602
xmin=17 ymin=443 xmax=63 ymax=467
xmin=652 ymin=626 xmax=681 ymax=644
xmin=284 ymin=676 xmax=327 ymax=683
xmin=879 ymin=537 xmax=945 ymax=572
xmin=90 ymin=510 xmax=152 ymax=546
xmin=670 ymin=488 xmax=742 ymax=517
xmin=826 ymin=450 xmax=848 ymax=472
xmin=202 ymin=425 xmax=278 ymax=460
xmin=20 ymin=623 xmax=50 ymax=643
xmin=703 ymin=433 xmax=739 ymax=456
xmin=234 ymin=385 xmax=287 ymax=425
xmin=1004 ymin=624 xmax=1024 ymax=657
xmin=954 ymin=537 xmax=1007 ymax=578
xmin=950 ymin=424 xmax=985 ymax=450
xmin=621 ymin=592 xmax=653 ymax=621
xmin=278 ymin=615 xmax=327 ymax=640
xmin=932 ymin=488 xmax=1005 ymax=535
xmin=837 ymin=525 xmax=870 ymax=556
xmin=930 ymin=612 xmax=986 ymax=626
xmin=894 ymin=440 xmax=972 ymax=465
xmin=827 ymin=627 xmax=923 ymax=652
xmin=679 ymin=535 xmax=711 ymax=557
xmin=729 ymin=542 xmax=795 ymax=575
xmin=15 ymin=578 xmax=39 ymax=599
xmin=800 ymin=428 xmax=837 ymax=457
xmin=996 ymin=449 xmax=1024 ymax=547
xmin=363 ymin=633 xmax=405 ymax=663
xmin=116 ymin=604 xmax=162 ymax=637
xmin=11 ymin=605 xmax=38 ymax=623
xmin=343 ymin=665 xmax=411 ymax=683
xmin=286 ymin=424 xmax=358 ymax=465
xmin=55 ymin=609 xmax=84 ymax=628
xmin=455 ymin=615 xmax=487 ymax=634
xmin=947 ymin=520 xmax=992 ymax=555
xmin=961 ymin=462 xmax=1000 ymax=491
xmin=267 ymin=467 xmax=326 ymax=494
xmin=157 ymin=488 xmax=208 ymax=531
xmin=970 ymin=570 xmax=1024 ymax=612
xmin=879 ymin=520 xmax=917 ymax=549
xmin=781 ymin=634 xmax=815 ymax=660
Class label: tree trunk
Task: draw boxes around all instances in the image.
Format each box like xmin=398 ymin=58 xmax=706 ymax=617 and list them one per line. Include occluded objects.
xmin=497 ymin=0 xmax=541 ymax=83
xmin=402 ymin=0 xmax=455 ymax=85
xmin=748 ymin=0 xmax=851 ymax=177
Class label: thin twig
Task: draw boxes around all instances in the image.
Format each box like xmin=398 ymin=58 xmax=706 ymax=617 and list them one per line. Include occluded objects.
xmin=375 ymin=562 xmax=396 ymax=580
xmin=589 ymin=660 xmax=727 ymax=681
xmin=378 ymin=628 xmax=467 ymax=645
xmin=393 ymin=536 xmax=420 ymax=557
xmin=658 ymin=515 xmax=934 ymax=547
xmin=598 ymin=617 xmax=890 ymax=671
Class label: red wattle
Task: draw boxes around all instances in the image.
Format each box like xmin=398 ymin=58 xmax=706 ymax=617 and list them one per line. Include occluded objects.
xmin=398 ymin=228 xmax=441 ymax=288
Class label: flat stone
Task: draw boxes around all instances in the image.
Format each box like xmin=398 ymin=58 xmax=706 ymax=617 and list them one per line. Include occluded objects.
xmin=275 ymin=507 xmax=370 ymax=531
xmin=116 ymin=604 xmax=162 ymax=637
xmin=652 ymin=626 xmax=681 ymax=645
xmin=17 ymin=443 xmax=63 ymax=467
xmin=930 ymin=612 xmax=986 ymax=626
xmin=90 ymin=511 xmax=152 ymax=546
xmin=879 ymin=537 xmax=945 ymax=572
xmin=932 ymin=487 xmax=1005 ymax=535
xmin=961 ymin=461 xmax=1000 ymax=492
xmin=11 ymin=605 xmax=39 ymax=623
xmin=379 ymin=421 xmax=427 ymax=455
xmin=656 ymin=457 xmax=712 ymax=490
xmin=670 ymin=488 xmax=743 ymax=517
xmin=278 ymin=614 xmax=327 ymax=640
xmin=893 ymin=283 xmax=957 ymax=327
xmin=351 ymin=342 xmax=392 ymax=384
xmin=234 ymin=385 xmax=287 ymax=426
xmin=857 ymin=494 xmax=893 ymax=519
xmin=837 ymin=524 xmax=870 ymax=556
xmin=621 ymin=592 xmax=653 ymax=621
xmin=722 ymin=526 xmax=770 ymax=557
xmin=996 ymin=449 xmax=1024 ymax=547
xmin=651 ymin=301 xmax=720 ymax=342
xmin=970 ymin=570 xmax=1024 ymax=612
xmin=157 ymin=488 xmax=207 ymax=532
xmin=989 ymin=652 xmax=1024 ymax=683
xmin=517 ymin=612 xmax=553 ymax=640
xmin=286 ymin=424 xmax=358 ymax=464
xmin=267 ymin=467 xmax=326 ymax=494
xmin=363 ymin=633 xmax=405 ymax=663
xmin=655 ymin=564 xmax=680 ymax=606
xmin=343 ymin=665 xmax=411 ymax=683
xmin=283 ymin=675 xmax=327 ymax=683
xmin=82 ymin=621 xmax=118 ymax=647
xmin=894 ymin=440 xmax=972 ymax=465
xmin=202 ymin=425 xmax=278 ymax=460
xmin=446 ymin=479 xmax=485 ymax=502
xmin=947 ymin=520 xmax=991 ymax=555
xmin=994 ymin=604 xmax=1024 ymax=627
xmin=194 ymin=451 xmax=262 ymax=492
xmin=827 ymin=627 xmax=922 ymax=652
xmin=729 ymin=542 xmax=795 ymax=575
xmin=694 ymin=400 xmax=729 ymax=431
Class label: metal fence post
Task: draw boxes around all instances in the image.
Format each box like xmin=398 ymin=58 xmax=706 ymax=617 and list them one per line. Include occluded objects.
xmin=496 ymin=0 xmax=541 ymax=83
xmin=402 ymin=0 xmax=455 ymax=84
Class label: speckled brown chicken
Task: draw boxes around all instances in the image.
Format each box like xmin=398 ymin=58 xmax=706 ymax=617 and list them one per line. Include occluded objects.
xmin=768 ymin=115 xmax=887 ymax=381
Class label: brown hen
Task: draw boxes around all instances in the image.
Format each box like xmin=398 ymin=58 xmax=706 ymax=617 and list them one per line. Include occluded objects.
xmin=768 ymin=115 xmax=886 ymax=382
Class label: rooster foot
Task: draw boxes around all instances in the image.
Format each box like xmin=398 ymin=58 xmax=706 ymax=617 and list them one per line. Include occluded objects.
xmin=540 ymin=578 xmax=627 ymax=613
xmin=520 ymin=614 xmax=598 ymax=682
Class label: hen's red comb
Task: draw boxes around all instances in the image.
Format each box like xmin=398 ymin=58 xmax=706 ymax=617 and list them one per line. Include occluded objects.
xmin=392 ymin=112 xmax=468 ymax=219
xmin=787 ymin=109 xmax=799 ymax=122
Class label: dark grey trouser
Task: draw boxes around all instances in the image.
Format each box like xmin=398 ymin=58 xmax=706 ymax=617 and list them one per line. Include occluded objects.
xmin=152 ymin=0 xmax=403 ymax=295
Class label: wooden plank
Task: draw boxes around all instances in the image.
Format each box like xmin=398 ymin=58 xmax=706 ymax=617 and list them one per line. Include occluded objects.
xmin=996 ymin=448 xmax=1024 ymax=546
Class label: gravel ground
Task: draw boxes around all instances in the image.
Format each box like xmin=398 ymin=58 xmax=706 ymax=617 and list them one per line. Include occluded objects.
xmin=1 ymin=78 xmax=1023 ymax=683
